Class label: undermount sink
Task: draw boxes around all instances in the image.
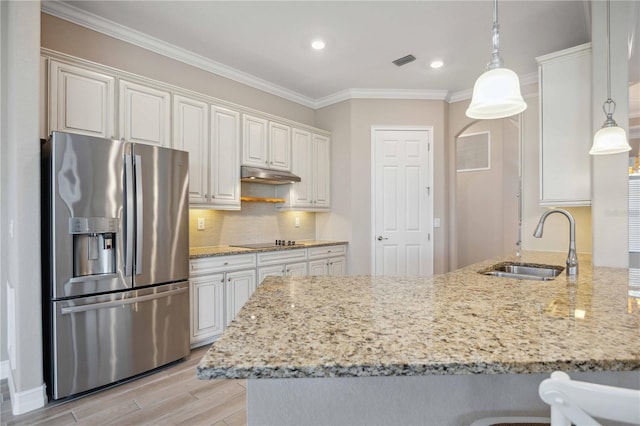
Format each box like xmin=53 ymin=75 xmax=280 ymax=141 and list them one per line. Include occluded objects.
xmin=479 ymin=262 xmax=564 ymax=281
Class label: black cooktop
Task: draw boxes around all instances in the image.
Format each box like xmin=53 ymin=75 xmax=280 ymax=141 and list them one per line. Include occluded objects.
xmin=231 ymin=241 xmax=299 ymax=249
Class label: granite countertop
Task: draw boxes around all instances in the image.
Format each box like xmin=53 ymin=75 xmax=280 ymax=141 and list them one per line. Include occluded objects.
xmin=197 ymin=251 xmax=640 ymax=379
xmin=189 ymin=240 xmax=348 ymax=258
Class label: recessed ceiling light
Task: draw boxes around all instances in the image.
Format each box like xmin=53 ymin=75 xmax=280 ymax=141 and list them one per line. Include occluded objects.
xmin=311 ymin=40 xmax=326 ymax=50
xmin=430 ymin=60 xmax=444 ymax=69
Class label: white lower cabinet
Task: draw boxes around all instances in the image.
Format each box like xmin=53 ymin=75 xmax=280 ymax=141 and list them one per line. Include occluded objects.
xmin=189 ymin=254 xmax=256 ymax=347
xmin=308 ymin=245 xmax=347 ymax=276
xmin=190 ymin=273 xmax=224 ymax=344
xmin=257 ymin=249 xmax=308 ymax=286
xmin=258 ymin=261 xmax=308 ymax=284
xmin=189 ymin=245 xmax=346 ymax=346
xmin=225 ymin=269 xmax=257 ymax=326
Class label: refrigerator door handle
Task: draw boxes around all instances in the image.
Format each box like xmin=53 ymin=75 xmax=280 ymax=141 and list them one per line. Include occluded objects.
xmin=135 ymin=154 xmax=143 ymax=275
xmin=124 ymin=154 xmax=134 ymax=276
xmin=60 ymin=286 xmax=188 ymax=315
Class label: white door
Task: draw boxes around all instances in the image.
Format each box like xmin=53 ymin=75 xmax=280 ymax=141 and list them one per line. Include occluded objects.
xmin=258 ymin=264 xmax=285 ymax=285
xmin=373 ymin=128 xmax=433 ymax=276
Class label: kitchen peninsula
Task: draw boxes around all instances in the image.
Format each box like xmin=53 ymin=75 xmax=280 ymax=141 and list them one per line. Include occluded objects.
xmin=197 ymin=252 xmax=640 ymax=425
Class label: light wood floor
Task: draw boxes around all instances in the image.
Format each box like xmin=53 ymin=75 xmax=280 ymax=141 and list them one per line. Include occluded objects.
xmin=0 ymin=346 xmax=247 ymax=426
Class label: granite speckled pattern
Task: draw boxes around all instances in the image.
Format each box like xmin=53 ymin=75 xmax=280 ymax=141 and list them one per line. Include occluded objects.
xmin=197 ymin=252 xmax=640 ymax=379
xmin=189 ymin=240 xmax=347 ymax=258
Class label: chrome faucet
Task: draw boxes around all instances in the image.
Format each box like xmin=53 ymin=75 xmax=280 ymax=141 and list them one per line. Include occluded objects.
xmin=533 ymin=208 xmax=578 ymax=276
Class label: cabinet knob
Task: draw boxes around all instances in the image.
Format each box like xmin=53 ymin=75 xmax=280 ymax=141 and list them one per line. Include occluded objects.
xmin=220 ymin=279 xmax=224 ymax=283
xmin=224 ymin=262 xmax=229 ymax=265
xmin=211 ymin=195 xmax=215 ymax=199
xmin=228 ymin=278 xmax=231 ymax=282
xmin=204 ymin=194 xmax=208 ymax=198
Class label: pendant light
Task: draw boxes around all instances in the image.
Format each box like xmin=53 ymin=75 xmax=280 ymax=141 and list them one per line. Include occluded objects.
xmin=589 ymin=0 xmax=631 ymax=155
xmin=466 ymin=0 xmax=527 ymax=120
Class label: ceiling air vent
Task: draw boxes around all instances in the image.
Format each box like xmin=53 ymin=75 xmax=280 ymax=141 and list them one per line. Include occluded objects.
xmin=392 ymin=54 xmax=416 ymax=66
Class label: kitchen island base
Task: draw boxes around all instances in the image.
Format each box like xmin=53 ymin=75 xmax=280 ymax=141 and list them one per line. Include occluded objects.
xmin=247 ymin=371 xmax=639 ymax=425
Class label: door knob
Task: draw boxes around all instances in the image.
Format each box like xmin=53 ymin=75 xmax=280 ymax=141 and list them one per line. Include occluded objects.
xmin=377 ymin=236 xmax=388 ymax=241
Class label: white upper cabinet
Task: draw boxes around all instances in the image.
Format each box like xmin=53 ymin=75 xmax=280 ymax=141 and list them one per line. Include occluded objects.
xmin=242 ymin=114 xmax=269 ymax=167
xmin=268 ymin=121 xmax=292 ymax=171
xmin=173 ymin=95 xmax=209 ymax=204
xmin=210 ymin=106 xmax=241 ymax=209
xmin=242 ymin=114 xmax=291 ymax=171
xmin=537 ymin=43 xmax=592 ymax=206
xmin=119 ymin=79 xmax=171 ymax=147
xmin=278 ymin=130 xmax=331 ymax=211
xmin=48 ymin=60 xmax=115 ymax=138
xmin=313 ymin=134 xmax=331 ymax=209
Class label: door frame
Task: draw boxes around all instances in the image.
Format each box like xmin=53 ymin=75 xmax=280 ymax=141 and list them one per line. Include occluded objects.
xmin=370 ymin=126 xmax=435 ymax=275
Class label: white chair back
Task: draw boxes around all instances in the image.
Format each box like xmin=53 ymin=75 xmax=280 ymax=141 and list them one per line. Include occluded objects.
xmin=538 ymin=371 xmax=640 ymax=426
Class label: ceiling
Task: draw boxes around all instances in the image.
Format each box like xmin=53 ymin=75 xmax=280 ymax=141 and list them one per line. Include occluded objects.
xmin=44 ymin=1 xmax=639 ymax=115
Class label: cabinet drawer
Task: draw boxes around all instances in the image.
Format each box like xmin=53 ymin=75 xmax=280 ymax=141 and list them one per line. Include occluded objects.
xmin=308 ymin=245 xmax=346 ymax=259
xmin=257 ymin=249 xmax=307 ymax=266
xmin=190 ymin=254 xmax=256 ymax=276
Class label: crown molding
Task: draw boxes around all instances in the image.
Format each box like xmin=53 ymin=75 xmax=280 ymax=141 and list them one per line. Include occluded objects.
xmin=314 ymin=88 xmax=449 ymax=109
xmin=41 ymin=0 xmax=318 ymax=109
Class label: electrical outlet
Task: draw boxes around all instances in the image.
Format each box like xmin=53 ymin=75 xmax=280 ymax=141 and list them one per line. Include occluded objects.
xmin=295 ymin=217 xmax=300 ymax=228
xmin=197 ymin=218 xmax=205 ymax=230
xmin=434 ymin=218 xmax=441 ymax=228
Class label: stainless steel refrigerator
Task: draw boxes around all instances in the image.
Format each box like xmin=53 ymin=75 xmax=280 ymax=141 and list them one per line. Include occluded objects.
xmin=41 ymin=131 xmax=190 ymax=400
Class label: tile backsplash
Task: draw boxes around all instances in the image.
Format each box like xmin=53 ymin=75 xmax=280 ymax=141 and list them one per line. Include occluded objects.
xmin=189 ymin=203 xmax=316 ymax=247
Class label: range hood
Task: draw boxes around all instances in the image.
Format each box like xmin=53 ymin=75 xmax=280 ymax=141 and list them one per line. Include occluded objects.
xmin=240 ymin=166 xmax=301 ymax=185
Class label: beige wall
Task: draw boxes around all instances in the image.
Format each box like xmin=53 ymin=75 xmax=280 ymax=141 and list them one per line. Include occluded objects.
xmin=456 ymin=119 xmax=519 ymax=268
xmin=449 ymin=91 xmax=593 ymax=264
xmin=314 ymin=100 xmax=353 ymax=267
xmin=190 ymin=185 xmax=316 ymax=247
xmin=316 ymin=99 xmax=448 ymax=275
xmin=41 ymin=13 xmax=316 ymax=126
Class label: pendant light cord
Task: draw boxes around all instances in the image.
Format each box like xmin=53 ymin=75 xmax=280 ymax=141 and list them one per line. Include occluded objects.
xmin=606 ymin=0 xmax=611 ymax=101
xmin=488 ymin=0 xmax=504 ymax=70
xmin=603 ymin=0 xmax=617 ymax=120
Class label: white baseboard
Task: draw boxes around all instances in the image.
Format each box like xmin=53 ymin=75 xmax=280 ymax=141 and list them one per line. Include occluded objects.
xmin=0 ymin=360 xmax=9 ymax=380
xmin=7 ymin=370 xmax=47 ymax=416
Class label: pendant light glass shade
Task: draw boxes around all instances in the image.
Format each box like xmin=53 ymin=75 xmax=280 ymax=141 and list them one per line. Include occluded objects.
xmin=466 ymin=68 xmax=527 ymax=119
xmin=465 ymin=0 xmax=527 ymax=120
xmin=589 ymin=125 xmax=630 ymax=155
xmin=589 ymin=0 xmax=631 ymax=156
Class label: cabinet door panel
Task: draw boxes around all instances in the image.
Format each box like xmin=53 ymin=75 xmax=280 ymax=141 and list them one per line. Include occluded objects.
xmin=291 ymin=128 xmax=313 ymax=206
xmin=314 ymin=134 xmax=331 ymax=208
xmin=269 ymin=122 xmax=291 ymax=171
xmin=328 ymin=257 xmax=346 ymax=276
xmin=225 ymin=269 xmax=257 ymax=326
xmin=286 ymin=262 xmax=308 ymax=276
xmin=242 ymin=115 xmax=268 ymax=167
xmin=119 ymin=80 xmax=171 ymax=146
xmin=49 ymin=60 xmax=115 ymax=138
xmin=538 ymin=45 xmax=591 ymax=206
xmin=258 ymin=264 xmax=285 ymax=286
xmin=308 ymin=259 xmax=328 ymax=276
xmin=211 ymin=106 xmax=241 ymax=208
xmin=173 ymin=95 xmax=208 ymax=203
xmin=190 ymin=274 xmax=224 ymax=344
